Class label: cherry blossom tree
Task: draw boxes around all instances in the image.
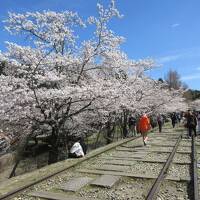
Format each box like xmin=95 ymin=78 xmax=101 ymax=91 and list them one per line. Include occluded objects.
xmin=0 ymin=1 xmax=152 ymax=163
xmin=0 ymin=0 xmax=187 ymax=165
xmin=189 ymin=99 xmax=200 ymax=110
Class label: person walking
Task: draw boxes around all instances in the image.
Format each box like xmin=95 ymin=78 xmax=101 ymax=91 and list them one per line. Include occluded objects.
xmin=171 ymin=112 xmax=177 ymax=128
xmin=138 ymin=113 xmax=151 ymax=146
xmin=186 ymin=110 xmax=197 ymax=138
xmin=157 ymin=114 xmax=163 ymax=133
xmin=128 ymin=115 xmax=137 ymax=137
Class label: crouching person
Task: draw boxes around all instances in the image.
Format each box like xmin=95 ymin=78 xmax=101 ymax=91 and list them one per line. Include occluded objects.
xmin=68 ymin=138 xmax=84 ymax=158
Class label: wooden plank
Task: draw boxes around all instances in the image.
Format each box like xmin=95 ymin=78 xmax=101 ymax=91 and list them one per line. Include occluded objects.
xmin=177 ymin=150 xmax=191 ymax=154
xmin=150 ymin=139 xmax=177 ymax=143
xmin=153 ymin=135 xmax=179 ymax=137
xmin=29 ymin=191 xmax=84 ymax=200
xmin=116 ymin=147 xmax=149 ymax=153
xmin=59 ymin=177 xmax=93 ymax=192
xmin=103 ymin=159 xmax=135 ymax=166
xmin=111 ymin=153 xmax=146 ymax=159
xmin=151 ymin=136 xmax=177 ymax=139
xmin=115 ymin=147 xmax=136 ymax=152
xmin=114 ymin=149 xmax=148 ymax=154
xmin=129 ymin=148 xmax=192 ymax=154
xmin=90 ymin=175 xmax=121 ymax=188
xmin=182 ymin=139 xmax=192 ymax=141
xmin=102 ymin=157 xmax=190 ymax=165
xmin=102 ymin=157 xmax=164 ymax=163
xmin=151 ymin=134 xmax=178 ymax=136
xmin=94 ymin=164 xmax=129 ymax=172
xmin=149 ymin=143 xmax=193 ymax=149
xmin=78 ymin=169 xmax=191 ymax=182
xmin=78 ymin=169 xmax=157 ymax=179
xmin=166 ymin=176 xmax=191 ymax=182
xmin=180 ymin=144 xmax=192 ymax=147
xmin=119 ymin=158 xmax=191 ymax=165
xmin=100 ymin=156 xmax=139 ymax=161
xmin=149 ymin=143 xmax=175 ymax=147
xmin=121 ymin=144 xmax=144 ymax=148
xmin=158 ymin=149 xmax=191 ymax=154
xmin=151 ymin=136 xmax=178 ymax=139
xmin=111 ymin=151 xmax=147 ymax=157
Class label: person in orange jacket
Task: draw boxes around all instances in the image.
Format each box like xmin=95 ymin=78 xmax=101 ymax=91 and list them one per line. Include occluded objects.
xmin=138 ymin=113 xmax=151 ymax=145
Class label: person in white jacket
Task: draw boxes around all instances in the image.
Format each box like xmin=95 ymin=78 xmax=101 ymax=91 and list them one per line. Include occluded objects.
xmin=69 ymin=141 xmax=84 ymax=158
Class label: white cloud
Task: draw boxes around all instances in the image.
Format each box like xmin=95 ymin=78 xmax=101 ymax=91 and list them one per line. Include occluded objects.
xmin=156 ymin=54 xmax=182 ymax=63
xmin=171 ymin=23 xmax=180 ymax=28
xmin=181 ymin=73 xmax=200 ymax=81
xmin=156 ymin=47 xmax=200 ymax=64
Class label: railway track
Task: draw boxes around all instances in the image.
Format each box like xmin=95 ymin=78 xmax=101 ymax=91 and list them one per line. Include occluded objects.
xmin=146 ymin=134 xmax=199 ymax=200
xmin=0 ymin=126 xmax=199 ymax=200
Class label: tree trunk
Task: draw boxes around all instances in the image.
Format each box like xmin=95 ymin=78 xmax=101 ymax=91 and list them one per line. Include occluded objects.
xmin=120 ymin=114 xmax=123 ymax=139
xmin=48 ymin=128 xmax=59 ymax=164
xmin=122 ymin=110 xmax=128 ymax=138
xmin=106 ymin=119 xmax=112 ymax=144
xmin=94 ymin=127 xmax=102 ymax=149
xmin=48 ymin=146 xmax=59 ymax=164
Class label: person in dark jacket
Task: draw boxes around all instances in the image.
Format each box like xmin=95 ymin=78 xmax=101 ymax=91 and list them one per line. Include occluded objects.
xmin=128 ymin=115 xmax=137 ymax=137
xmin=157 ymin=114 xmax=164 ymax=133
xmin=171 ymin=112 xmax=177 ymax=128
xmin=186 ymin=110 xmax=197 ymax=137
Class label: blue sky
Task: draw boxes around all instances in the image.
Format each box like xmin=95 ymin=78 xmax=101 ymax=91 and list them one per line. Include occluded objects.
xmin=0 ymin=0 xmax=200 ymax=90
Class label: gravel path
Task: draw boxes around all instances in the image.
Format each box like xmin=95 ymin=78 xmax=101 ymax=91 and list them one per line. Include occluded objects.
xmin=168 ymin=164 xmax=191 ymax=179
xmin=177 ymin=146 xmax=191 ymax=152
xmin=156 ymin=181 xmax=190 ymax=200
xmin=79 ymin=178 xmax=154 ymax=200
xmin=173 ymin=153 xmax=191 ymax=163
xmin=129 ymin=162 xmax=163 ymax=176
xmin=179 ymin=141 xmax=192 ymax=146
xmin=145 ymin=153 xmax=170 ymax=160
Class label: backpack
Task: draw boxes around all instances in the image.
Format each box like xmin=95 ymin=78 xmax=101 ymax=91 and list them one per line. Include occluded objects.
xmin=129 ymin=117 xmax=136 ymax=126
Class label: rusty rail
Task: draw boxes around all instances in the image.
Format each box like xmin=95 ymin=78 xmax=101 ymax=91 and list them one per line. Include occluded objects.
xmin=192 ymin=134 xmax=199 ymax=200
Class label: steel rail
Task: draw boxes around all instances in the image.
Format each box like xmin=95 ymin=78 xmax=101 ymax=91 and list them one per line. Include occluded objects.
xmin=146 ymin=134 xmax=182 ymax=200
xmin=192 ymin=134 xmax=199 ymax=200
xmin=0 ymin=135 xmax=141 ymax=200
